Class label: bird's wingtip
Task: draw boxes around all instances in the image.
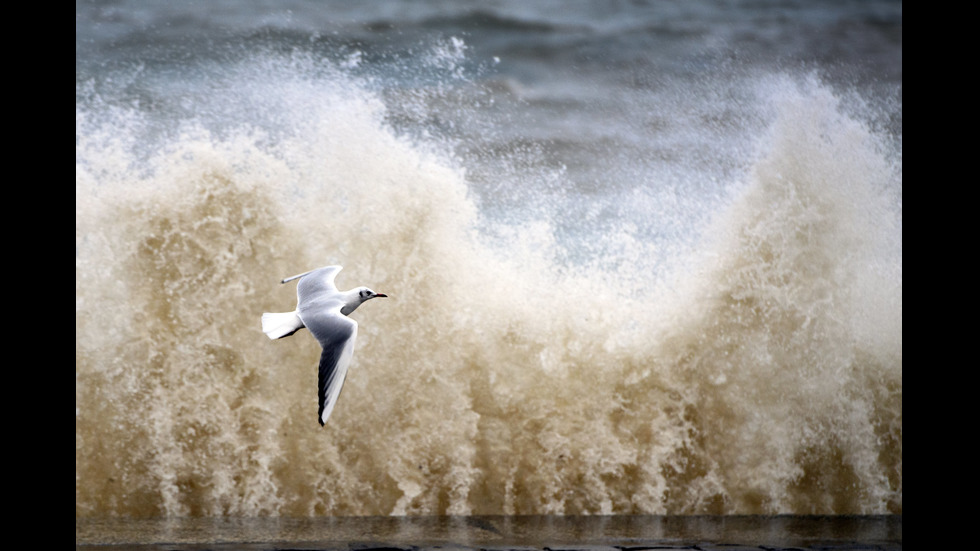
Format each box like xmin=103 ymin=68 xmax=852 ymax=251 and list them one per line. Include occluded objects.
xmin=281 ymin=265 xmax=343 ymax=285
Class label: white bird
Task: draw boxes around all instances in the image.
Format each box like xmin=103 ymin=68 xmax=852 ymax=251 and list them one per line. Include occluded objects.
xmin=261 ymin=265 xmax=387 ymax=426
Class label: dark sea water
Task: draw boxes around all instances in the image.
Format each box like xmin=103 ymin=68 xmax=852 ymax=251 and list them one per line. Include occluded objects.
xmin=76 ymin=0 xmax=902 ymax=544
xmin=75 ymin=514 xmax=901 ymax=550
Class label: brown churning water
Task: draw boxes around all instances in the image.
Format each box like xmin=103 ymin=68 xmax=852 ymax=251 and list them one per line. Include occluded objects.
xmin=76 ymin=55 xmax=901 ymax=517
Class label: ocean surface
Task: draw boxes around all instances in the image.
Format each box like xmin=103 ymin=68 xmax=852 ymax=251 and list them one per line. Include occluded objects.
xmin=76 ymin=0 xmax=902 ymax=532
xmin=75 ymin=515 xmax=902 ymax=550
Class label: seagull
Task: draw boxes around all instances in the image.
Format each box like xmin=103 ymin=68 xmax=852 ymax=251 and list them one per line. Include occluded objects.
xmin=261 ymin=265 xmax=387 ymax=426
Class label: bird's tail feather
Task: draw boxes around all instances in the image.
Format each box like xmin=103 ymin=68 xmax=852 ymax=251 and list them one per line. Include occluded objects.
xmin=262 ymin=311 xmax=305 ymax=339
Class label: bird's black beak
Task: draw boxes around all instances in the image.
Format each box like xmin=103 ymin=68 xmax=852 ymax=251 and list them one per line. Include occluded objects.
xmin=375 ymin=293 xmax=388 ymax=298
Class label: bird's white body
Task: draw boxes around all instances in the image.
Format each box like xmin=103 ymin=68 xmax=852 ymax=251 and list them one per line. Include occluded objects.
xmin=262 ymin=265 xmax=386 ymax=426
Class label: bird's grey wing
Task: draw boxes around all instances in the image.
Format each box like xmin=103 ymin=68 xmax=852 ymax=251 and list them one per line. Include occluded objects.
xmin=308 ymin=312 xmax=358 ymax=426
xmin=297 ymin=265 xmax=343 ymax=305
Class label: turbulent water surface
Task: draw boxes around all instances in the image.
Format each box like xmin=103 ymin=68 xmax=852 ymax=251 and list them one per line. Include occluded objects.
xmin=76 ymin=0 xmax=902 ymax=518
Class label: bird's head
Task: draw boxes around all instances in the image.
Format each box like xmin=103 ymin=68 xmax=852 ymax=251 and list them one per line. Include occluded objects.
xmin=357 ymin=287 xmax=388 ymax=301
xmin=341 ymin=287 xmax=388 ymax=316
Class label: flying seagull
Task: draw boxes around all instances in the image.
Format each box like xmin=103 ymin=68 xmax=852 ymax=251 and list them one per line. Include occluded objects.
xmin=261 ymin=265 xmax=387 ymax=426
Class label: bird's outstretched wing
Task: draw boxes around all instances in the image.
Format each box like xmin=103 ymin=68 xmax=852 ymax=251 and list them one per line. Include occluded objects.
xmin=310 ymin=312 xmax=358 ymax=426
xmin=297 ymin=265 xmax=343 ymax=306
